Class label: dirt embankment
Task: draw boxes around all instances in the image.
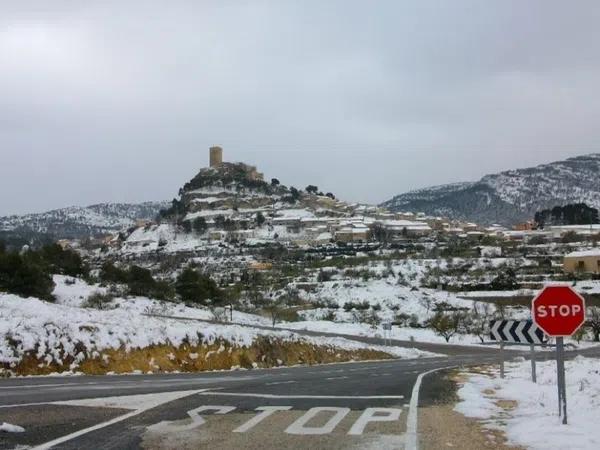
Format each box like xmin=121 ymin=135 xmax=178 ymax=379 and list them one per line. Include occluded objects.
xmin=3 ymin=337 xmax=393 ymax=377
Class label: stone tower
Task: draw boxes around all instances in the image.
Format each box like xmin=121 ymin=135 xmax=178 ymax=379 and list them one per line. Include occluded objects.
xmin=209 ymin=146 xmax=223 ymax=167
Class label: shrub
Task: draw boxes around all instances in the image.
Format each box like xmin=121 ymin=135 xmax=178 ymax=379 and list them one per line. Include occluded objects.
xmin=100 ymin=262 xmax=129 ymax=284
xmin=322 ymin=310 xmax=336 ymax=321
xmin=126 ymin=266 xmax=157 ymax=297
xmin=343 ymin=300 xmax=370 ymax=311
xmin=0 ymin=251 xmax=55 ymax=300
xmin=176 ymin=267 xmax=223 ymax=305
xmin=152 ymin=280 xmax=175 ymax=301
xmin=317 ymin=269 xmax=334 ymax=282
xmin=490 ymin=268 xmax=519 ymax=291
xmin=561 ymin=231 xmax=584 ymax=243
xmin=83 ymin=291 xmax=115 ymax=310
xmin=394 ymin=312 xmax=412 ymax=327
xmin=37 ymin=244 xmax=88 ymax=277
xmin=193 ymin=217 xmax=208 ymax=234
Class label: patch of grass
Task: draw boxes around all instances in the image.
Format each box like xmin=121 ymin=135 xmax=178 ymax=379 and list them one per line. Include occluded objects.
xmin=4 ymin=337 xmax=394 ymax=376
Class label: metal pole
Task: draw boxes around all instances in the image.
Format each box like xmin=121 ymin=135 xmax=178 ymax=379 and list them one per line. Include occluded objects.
xmin=556 ymin=337 xmax=568 ymax=424
xmin=230 ymin=304 xmax=233 ymax=322
xmin=500 ymin=343 xmax=505 ymax=379
xmin=530 ymin=344 xmax=537 ymax=383
xmin=556 ymin=339 xmax=562 ymax=418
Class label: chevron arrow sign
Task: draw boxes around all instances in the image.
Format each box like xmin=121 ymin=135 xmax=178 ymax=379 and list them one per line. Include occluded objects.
xmin=490 ymin=320 xmax=547 ymax=344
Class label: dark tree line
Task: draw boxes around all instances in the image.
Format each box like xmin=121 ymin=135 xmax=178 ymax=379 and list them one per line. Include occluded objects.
xmin=0 ymin=243 xmax=88 ymax=301
xmin=534 ymin=203 xmax=599 ymax=228
xmin=100 ymin=262 xmax=223 ymax=305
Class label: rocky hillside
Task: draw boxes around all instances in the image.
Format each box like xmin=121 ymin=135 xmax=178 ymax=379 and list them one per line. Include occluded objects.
xmin=160 ymin=162 xmax=344 ymax=223
xmin=382 ymin=154 xmax=600 ymax=225
xmin=0 ymin=201 xmax=169 ymax=243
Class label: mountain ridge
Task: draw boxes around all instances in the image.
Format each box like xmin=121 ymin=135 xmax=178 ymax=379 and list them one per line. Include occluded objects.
xmin=381 ymin=153 xmax=600 ymax=225
xmin=0 ymin=201 xmax=170 ymax=244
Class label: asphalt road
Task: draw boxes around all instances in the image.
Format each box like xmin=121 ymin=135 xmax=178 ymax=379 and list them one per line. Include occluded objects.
xmin=1 ymin=341 xmax=599 ymax=450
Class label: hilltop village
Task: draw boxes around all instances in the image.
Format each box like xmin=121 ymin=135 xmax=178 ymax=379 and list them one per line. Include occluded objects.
xmin=3 ymin=148 xmax=600 ymax=380
xmin=90 ymin=148 xmax=600 ymax=263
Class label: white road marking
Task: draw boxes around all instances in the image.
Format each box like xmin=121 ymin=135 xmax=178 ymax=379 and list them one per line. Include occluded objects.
xmin=0 ymin=402 xmax=55 ymax=409
xmin=147 ymin=405 xmax=236 ymax=433
xmin=0 ymin=376 xmax=259 ymax=391
xmin=325 ymin=376 xmax=349 ymax=381
xmin=0 ymin=383 xmax=79 ymax=390
xmin=31 ymin=389 xmax=211 ymax=450
xmin=265 ymin=381 xmax=297 ymax=386
xmin=198 ymin=392 xmax=404 ymax=400
xmin=285 ymin=407 xmax=350 ymax=435
xmin=348 ymin=408 xmax=403 ymax=436
xmin=406 ymin=366 xmax=456 ymax=450
xmin=233 ymin=406 xmax=292 ymax=433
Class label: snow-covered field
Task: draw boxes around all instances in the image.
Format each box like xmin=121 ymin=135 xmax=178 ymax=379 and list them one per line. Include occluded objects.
xmin=0 ymin=276 xmax=441 ymax=376
xmin=278 ymin=321 xmax=485 ymax=346
xmin=52 ymin=275 xmax=271 ymax=327
xmin=455 ymin=356 xmax=600 ymax=450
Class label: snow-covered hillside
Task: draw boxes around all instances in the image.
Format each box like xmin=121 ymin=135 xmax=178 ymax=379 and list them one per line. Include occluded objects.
xmin=0 ymin=276 xmax=438 ymax=376
xmin=0 ymin=201 xmax=169 ymax=241
xmin=382 ymin=154 xmax=600 ymax=225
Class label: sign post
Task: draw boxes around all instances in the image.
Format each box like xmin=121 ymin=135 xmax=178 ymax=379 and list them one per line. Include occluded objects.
xmin=530 ymin=344 xmax=537 ymax=384
xmin=225 ymin=304 xmax=233 ymax=322
xmin=532 ymin=285 xmax=586 ymax=425
xmin=500 ymin=342 xmax=505 ymax=379
xmin=489 ymin=319 xmax=546 ymax=381
xmin=382 ymin=322 xmax=392 ymax=346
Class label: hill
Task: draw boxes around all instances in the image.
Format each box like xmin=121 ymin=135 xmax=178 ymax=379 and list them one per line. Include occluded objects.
xmin=0 ymin=201 xmax=169 ymax=245
xmin=381 ymin=154 xmax=600 ymax=225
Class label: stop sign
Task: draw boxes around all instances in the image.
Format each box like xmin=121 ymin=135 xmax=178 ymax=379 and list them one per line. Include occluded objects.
xmin=532 ymin=286 xmax=586 ymax=337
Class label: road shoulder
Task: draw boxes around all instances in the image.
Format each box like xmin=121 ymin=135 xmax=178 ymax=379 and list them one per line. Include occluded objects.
xmin=418 ymin=370 xmax=523 ymax=450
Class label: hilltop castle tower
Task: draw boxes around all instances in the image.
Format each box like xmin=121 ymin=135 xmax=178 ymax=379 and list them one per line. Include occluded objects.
xmin=209 ymin=146 xmax=223 ymax=167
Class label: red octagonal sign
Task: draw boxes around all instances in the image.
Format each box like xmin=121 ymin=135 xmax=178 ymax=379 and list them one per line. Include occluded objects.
xmin=532 ymin=285 xmax=586 ymax=337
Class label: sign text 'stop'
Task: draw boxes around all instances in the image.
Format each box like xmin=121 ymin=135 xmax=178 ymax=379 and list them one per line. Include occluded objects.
xmin=532 ymin=286 xmax=586 ymax=337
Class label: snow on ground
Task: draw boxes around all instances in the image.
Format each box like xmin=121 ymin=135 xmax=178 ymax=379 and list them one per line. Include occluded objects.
xmin=53 ymin=275 xmax=107 ymax=307
xmin=0 ymin=422 xmax=25 ymax=433
xmin=455 ymin=356 xmax=600 ymax=450
xmin=278 ymin=321 xmax=485 ymax=346
xmin=0 ymin=293 xmax=438 ymax=371
xmin=298 ymin=277 xmax=474 ymax=319
xmin=121 ymin=223 xmax=208 ymax=254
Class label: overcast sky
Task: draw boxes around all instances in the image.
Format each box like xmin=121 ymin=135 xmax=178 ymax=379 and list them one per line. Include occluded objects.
xmin=2 ymin=1 xmax=600 ymax=215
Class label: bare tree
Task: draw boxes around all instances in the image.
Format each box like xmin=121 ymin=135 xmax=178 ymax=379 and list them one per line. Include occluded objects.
xmin=210 ymin=306 xmax=228 ymax=323
xmin=469 ymin=302 xmax=494 ymax=343
xmin=429 ymin=311 xmax=462 ymax=343
xmin=420 ymin=296 xmax=434 ymax=315
xmin=263 ymin=302 xmax=284 ymax=328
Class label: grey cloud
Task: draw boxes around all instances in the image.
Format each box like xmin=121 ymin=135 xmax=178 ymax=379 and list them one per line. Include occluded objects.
xmin=1 ymin=0 xmax=600 ymax=214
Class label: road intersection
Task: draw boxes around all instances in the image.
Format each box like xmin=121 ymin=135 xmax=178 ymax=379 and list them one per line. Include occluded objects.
xmin=1 ymin=339 xmax=598 ymax=450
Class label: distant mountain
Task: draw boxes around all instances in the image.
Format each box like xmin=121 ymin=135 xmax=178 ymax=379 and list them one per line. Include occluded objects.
xmin=381 ymin=154 xmax=600 ymax=225
xmin=0 ymin=201 xmax=169 ymax=244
